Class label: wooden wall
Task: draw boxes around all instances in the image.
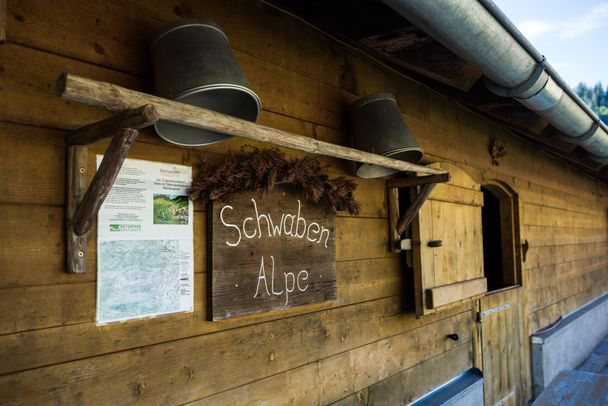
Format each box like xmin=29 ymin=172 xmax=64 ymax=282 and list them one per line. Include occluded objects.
xmin=0 ymin=0 xmax=606 ymax=404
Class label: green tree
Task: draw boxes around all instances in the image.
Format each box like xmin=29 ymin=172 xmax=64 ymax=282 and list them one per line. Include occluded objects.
xmin=574 ymin=82 xmax=608 ymax=124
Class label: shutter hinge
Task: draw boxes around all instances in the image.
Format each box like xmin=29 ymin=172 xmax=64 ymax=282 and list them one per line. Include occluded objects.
xmin=477 ymin=303 xmax=512 ymax=322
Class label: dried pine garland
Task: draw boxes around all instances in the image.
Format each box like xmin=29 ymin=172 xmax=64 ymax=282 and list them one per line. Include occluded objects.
xmin=189 ymin=146 xmax=360 ymax=215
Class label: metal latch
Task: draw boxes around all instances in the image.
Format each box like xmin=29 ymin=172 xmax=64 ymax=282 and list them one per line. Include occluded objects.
xmin=477 ymin=303 xmax=512 ymax=322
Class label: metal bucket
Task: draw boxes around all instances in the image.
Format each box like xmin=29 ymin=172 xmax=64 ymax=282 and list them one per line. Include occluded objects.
xmin=150 ymin=18 xmax=261 ymax=146
xmin=349 ymin=93 xmax=423 ymax=178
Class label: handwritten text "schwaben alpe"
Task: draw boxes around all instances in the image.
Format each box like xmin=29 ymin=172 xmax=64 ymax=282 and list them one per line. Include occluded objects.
xmin=219 ymin=198 xmax=332 ymax=305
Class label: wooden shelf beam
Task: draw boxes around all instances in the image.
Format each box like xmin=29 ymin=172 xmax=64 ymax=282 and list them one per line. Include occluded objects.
xmin=387 ymin=172 xmax=451 ymax=253
xmin=56 ymin=72 xmax=449 ymax=272
xmin=56 ymin=73 xmax=447 ymax=176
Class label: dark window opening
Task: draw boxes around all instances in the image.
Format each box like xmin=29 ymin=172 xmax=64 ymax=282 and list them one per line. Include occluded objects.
xmin=482 ymin=187 xmax=504 ymax=291
xmin=481 ymin=183 xmax=520 ymax=291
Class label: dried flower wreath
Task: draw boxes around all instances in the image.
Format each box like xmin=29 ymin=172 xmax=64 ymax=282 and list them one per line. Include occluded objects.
xmin=189 ymin=146 xmax=360 ymax=215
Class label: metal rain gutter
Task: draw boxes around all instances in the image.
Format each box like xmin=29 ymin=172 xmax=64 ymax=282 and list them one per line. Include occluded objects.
xmin=382 ymin=0 xmax=608 ymax=164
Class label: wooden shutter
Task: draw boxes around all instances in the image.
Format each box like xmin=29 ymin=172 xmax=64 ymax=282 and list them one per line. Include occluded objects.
xmin=411 ymin=162 xmax=487 ymax=317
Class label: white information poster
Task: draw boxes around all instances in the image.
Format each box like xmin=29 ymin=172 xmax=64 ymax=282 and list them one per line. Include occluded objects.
xmin=96 ymin=156 xmax=194 ymax=324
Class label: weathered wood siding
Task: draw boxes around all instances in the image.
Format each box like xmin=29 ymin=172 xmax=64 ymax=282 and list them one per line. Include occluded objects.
xmin=0 ymin=0 xmax=606 ymax=404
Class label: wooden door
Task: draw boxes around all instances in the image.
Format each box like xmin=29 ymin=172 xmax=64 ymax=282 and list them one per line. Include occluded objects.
xmin=478 ymin=287 xmax=528 ymax=406
xmin=411 ymin=162 xmax=487 ymax=317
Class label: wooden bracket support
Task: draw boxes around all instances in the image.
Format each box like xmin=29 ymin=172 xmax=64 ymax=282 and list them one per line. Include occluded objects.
xmin=65 ymin=105 xmax=159 ymax=274
xmin=387 ymin=172 xmax=451 ymax=253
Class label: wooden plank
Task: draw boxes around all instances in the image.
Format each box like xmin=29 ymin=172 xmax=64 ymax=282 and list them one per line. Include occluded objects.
xmin=427 ymin=278 xmax=487 ymax=309
xmin=209 ymin=188 xmax=336 ymax=320
xmin=0 ymin=257 xmax=403 ymax=375
xmin=330 ymin=343 xmax=471 ymax=406
xmin=0 ymin=124 xmax=66 ymax=206
xmin=523 ymin=203 xmax=603 ymax=229
xmin=0 ymin=282 xmax=96 ymax=334
xmin=0 ymin=307 xmax=470 ymax=405
xmin=429 ymin=183 xmax=484 ymax=206
xmin=526 ymin=256 xmax=608 ymax=292
xmin=57 ymin=73 xmax=447 ymax=176
xmin=514 ymin=177 xmax=603 ymax=217
xmin=529 ymin=269 xmax=608 ymax=332
xmin=411 ymin=192 xmax=434 ymax=317
xmin=184 ymin=312 xmax=473 ymax=406
xmin=0 ymin=42 xmax=146 ymax=129
xmin=525 ymin=241 xmax=607 ymax=270
xmin=528 ymin=261 xmax=607 ymax=313
xmin=523 ymin=224 xmax=608 ymax=248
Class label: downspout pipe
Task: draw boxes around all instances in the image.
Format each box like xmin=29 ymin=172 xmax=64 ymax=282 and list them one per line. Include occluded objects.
xmin=382 ymin=0 xmax=608 ymax=163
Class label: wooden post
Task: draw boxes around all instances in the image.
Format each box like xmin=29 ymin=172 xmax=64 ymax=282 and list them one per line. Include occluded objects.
xmin=387 ymin=187 xmax=401 ymax=253
xmin=72 ymin=128 xmax=139 ymax=236
xmin=0 ymin=0 xmax=6 ymax=44
xmin=66 ymin=145 xmax=88 ymax=274
xmin=56 ymin=73 xmax=447 ymax=176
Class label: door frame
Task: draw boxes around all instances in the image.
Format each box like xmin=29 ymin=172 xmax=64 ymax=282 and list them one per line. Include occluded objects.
xmin=474 ymin=180 xmax=531 ymax=404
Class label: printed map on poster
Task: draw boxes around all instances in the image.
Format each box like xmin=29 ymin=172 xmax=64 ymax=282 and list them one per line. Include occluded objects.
xmin=96 ymin=157 xmax=194 ymax=324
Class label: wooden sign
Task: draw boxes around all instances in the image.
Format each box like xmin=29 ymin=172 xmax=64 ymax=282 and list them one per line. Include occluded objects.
xmin=208 ymin=187 xmax=336 ymax=320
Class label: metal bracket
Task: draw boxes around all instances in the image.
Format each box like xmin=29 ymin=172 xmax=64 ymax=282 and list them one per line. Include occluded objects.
xmin=493 ymin=389 xmax=516 ymax=406
xmin=522 ymin=239 xmax=529 ymax=263
xmin=484 ymin=56 xmax=547 ymax=98
xmin=64 ymin=105 xmax=159 ymax=273
xmin=477 ymin=303 xmax=512 ymax=322
xmin=387 ymin=172 xmax=451 ymax=253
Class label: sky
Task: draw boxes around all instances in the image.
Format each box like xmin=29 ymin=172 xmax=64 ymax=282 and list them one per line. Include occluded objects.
xmin=493 ymin=0 xmax=608 ymax=87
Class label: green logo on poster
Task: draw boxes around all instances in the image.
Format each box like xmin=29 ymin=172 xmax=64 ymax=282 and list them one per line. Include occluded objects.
xmin=109 ymin=224 xmax=142 ymax=232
